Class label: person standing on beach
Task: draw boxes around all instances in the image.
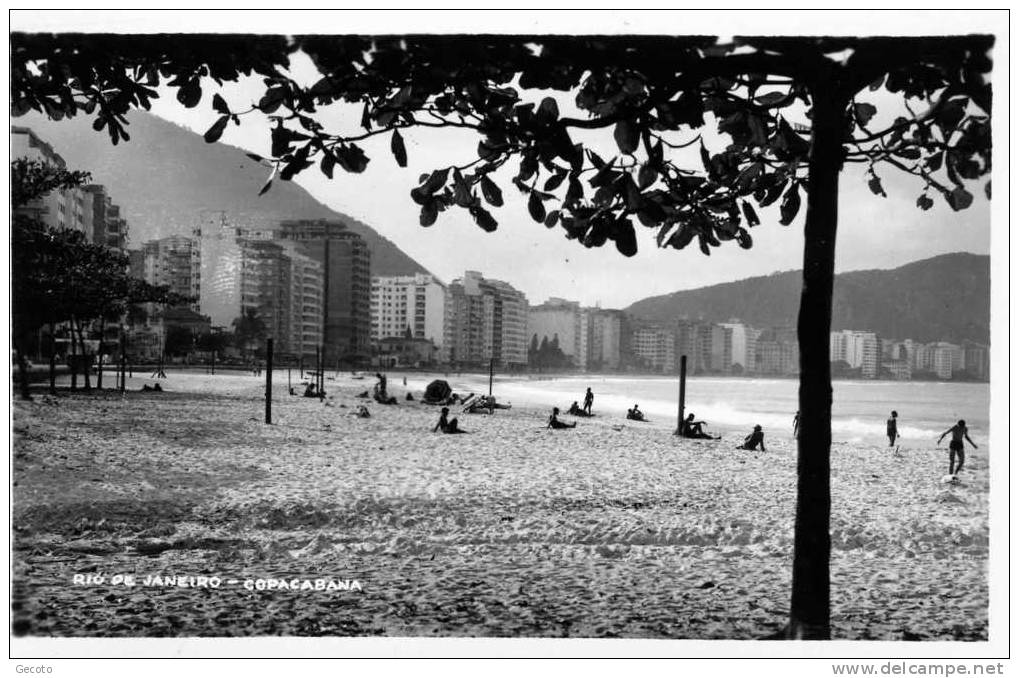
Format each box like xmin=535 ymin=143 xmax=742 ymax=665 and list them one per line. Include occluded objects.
xmin=583 ymin=387 xmax=594 ymax=415
xmin=886 ymin=411 xmax=899 ymax=447
xmin=937 ymin=420 xmax=977 ymax=476
xmin=793 ymin=411 xmax=801 ymax=440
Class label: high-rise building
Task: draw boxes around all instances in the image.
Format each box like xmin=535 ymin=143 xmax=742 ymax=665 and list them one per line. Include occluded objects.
xmin=136 ymin=236 xmax=201 ymax=309
xmin=276 ymin=220 xmax=371 ymax=362
xmin=719 ymin=321 xmax=757 ymax=373
xmin=443 ymin=271 xmax=528 ymax=369
xmin=632 ymin=326 xmax=675 ymax=373
xmin=756 ymin=327 xmax=799 ymax=375
xmin=370 ymin=273 xmax=446 ymax=348
xmin=527 ymin=298 xmax=590 ymax=369
xmin=587 ymin=309 xmax=622 ymax=370
xmin=961 ymin=340 xmax=990 ymax=381
xmin=12 ymin=126 xmax=89 ymax=236
xmin=830 ymin=329 xmax=879 ymax=378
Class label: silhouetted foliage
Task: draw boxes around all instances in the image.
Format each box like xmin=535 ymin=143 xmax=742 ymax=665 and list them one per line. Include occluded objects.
xmin=11 ymin=32 xmax=993 ymax=639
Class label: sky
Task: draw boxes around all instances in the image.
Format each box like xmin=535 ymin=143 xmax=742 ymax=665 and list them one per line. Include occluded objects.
xmin=12 ymin=11 xmax=999 ymax=310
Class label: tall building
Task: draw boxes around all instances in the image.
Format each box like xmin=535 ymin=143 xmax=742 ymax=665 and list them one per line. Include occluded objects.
xmin=276 ymin=220 xmax=371 ymax=362
xmin=587 ymin=309 xmax=622 ymax=370
xmin=12 ymin=126 xmax=89 ymax=236
xmin=136 ymin=236 xmax=201 ymax=309
xmin=756 ymin=327 xmax=799 ymax=375
xmin=830 ymin=329 xmax=879 ymax=378
xmin=961 ymin=340 xmax=990 ymax=381
xmin=719 ymin=321 xmax=756 ymax=373
xmin=370 ymin=273 xmax=446 ymax=348
xmin=632 ymin=326 xmax=675 ymax=373
xmin=443 ymin=271 xmax=528 ymax=369
xmin=527 ymin=298 xmax=590 ymax=369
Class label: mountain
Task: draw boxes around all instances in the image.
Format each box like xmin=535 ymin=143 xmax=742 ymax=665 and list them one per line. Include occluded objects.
xmin=624 ymin=253 xmax=990 ymax=344
xmin=14 ymin=111 xmax=429 ymax=277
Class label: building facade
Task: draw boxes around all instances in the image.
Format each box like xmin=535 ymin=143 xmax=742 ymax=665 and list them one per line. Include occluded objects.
xmin=527 ymin=298 xmax=590 ymax=369
xmin=443 ymin=271 xmax=528 ymax=369
xmin=277 ymin=220 xmax=371 ymax=363
xmin=370 ymin=273 xmax=446 ymax=349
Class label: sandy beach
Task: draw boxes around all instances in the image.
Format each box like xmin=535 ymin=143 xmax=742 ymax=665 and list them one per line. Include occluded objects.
xmin=11 ymin=371 xmax=988 ymax=639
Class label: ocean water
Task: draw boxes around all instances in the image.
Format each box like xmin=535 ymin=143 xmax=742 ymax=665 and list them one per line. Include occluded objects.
xmin=408 ymin=373 xmax=989 ymax=444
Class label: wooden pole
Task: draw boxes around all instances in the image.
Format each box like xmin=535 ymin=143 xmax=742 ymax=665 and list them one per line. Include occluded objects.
xmin=211 ymin=349 xmax=216 ymax=375
xmin=119 ymin=330 xmax=127 ymax=393
xmin=265 ymin=338 xmax=274 ymax=424
xmin=299 ymin=355 xmax=304 ymax=379
xmin=676 ymin=354 xmax=687 ymax=436
xmin=488 ymin=358 xmax=494 ymax=396
xmin=288 ymin=367 xmax=292 ymax=390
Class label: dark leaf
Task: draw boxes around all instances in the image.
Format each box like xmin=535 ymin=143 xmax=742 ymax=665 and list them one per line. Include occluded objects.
xmin=698 ymin=234 xmax=713 ymax=256
xmin=360 ymin=100 xmax=372 ymax=131
xmin=759 ymin=177 xmax=787 ymax=207
xmin=614 ymin=121 xmax=639 ymax=155
xmin=916 ymin=194 xmax=934 ymax=211
xmin=779 ymin=183 xmax=801 ymax=225
xmin=245 ymin=152 xmax=264 ymax=162
xmin=527 ymin=192 xmax=546 ymax=223
xmin=867 ymin=174 xmax=887 ymax=197
xmin=637 ymin=201 xmax=666 ymax=227
xmin=755 ymin=91 xmax=788 ymax=105
xmin=452 ymin=169 xmax=472 ymax=207
xmin=176 ymin=79 xmax=202 ymax=108
xmin=258 ymin=87 xmax=286 ymax=114
xmin=390 ymin=129 xmax=408 ymax=167
xmin=736 ymin=228 xmax=753 ymax=249
xmin=211 ymin=93 xmax=230 ymax=116
xmin=564 ymin=177 xmax=583 ymax=206
xmin=614 ymin=218 xmax=638 ymax=257
xmin=203 ymin=115 xmax=229 ymax=144
xmin=637 ymin=164 xmax=658 ymax=190
xmin=320 ymin=152 xmax=336 ymax=179
xmin=853 ymin=102 xmax=877 ymax=127
xmin=271 ymin=123 xmax=292 ymax=157
xmin=544 ymin=172 xmax=567 ymax=192
xmin=544 ymin=211 xmax=560 ymax=229
xmin=336 ymin=144 xmax=370 ymax=173
xmin=945 ymin=186 xmax=973 ymax=211
xmin=537 ymin=97 xmax=559 ymax=124
xmin=926 ymin=152 xmax=944 ymax=172
xmin=480 ymin=176 xmax=503 ymax=207
xmin=421 ymin=167 xmax=450 ymax=194
xmin=258 ymin=179 xmax=273 ymax=196
xmin=985 ymin=180 xmax=991 ymax=200
xmin=420 ymin=201 xmax=439 ymax=227
xmin=895 ymin=147 xmax=922 ymax=160
xmin=470 ymin=205 xmax=498 ymax=232
xmin=740 ymin=201 xmax=760 ymax=227
xmin=735 ymin=162 xmax=764 ymax=193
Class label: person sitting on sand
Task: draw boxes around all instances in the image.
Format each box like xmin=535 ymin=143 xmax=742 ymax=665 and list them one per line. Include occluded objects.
xmin=887 ymin=410 xmax=899 ymax=447
xmin=352 ymin=405 xmax=371 ymax=418
xmin=568 ymin=401 xmax=582 ymax=416
xmin=289 ymin=386 xmax=297 ymax=396
xmin=937 ymin=419 xmax=978 ymax=476
xmin=682 ymin=413 xmax=720 ymax=440
xmin=547 ymin=407 xmax=577 ymax=430
xmin=433 ymin=407 xmax=466 ymax=434
xmin=626 ymin=404 xmax=647 ymax=422
xmin=304 ymin=383 xmax=317 ymax=398
xmin=738 ymin=425 xmax=766 ymax=451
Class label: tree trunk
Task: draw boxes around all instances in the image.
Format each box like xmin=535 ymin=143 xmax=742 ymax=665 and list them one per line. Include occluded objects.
xmin=785 ymin=87 xmax=846 ymax=640
xmin=69 ymin=320 xmax=78 ymax=391
xmin=96 ymin=317 xmax=106 ymax=389
xmin=13 ymin=330 xmax=32 ymax=400
xmin=76 ymin=320 xmax=92 ymax=391
xmin=49 ymin=322 xmax=57 ymax=394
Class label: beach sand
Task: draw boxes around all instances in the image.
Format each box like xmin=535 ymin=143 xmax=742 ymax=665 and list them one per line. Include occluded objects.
xmin=11 ymin=371 xmax=988 ymax=639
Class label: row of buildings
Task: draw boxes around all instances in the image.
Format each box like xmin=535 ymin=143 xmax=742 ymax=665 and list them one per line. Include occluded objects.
xmin=15 ymin=123 xmax=991 ymax=380
xmin=13 ymin=126 xmax=129 ymax=251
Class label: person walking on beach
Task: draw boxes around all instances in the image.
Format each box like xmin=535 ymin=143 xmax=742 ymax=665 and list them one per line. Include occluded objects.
xmin=937 ymin=420 xmax=977 ymax=476
xmin=793 ymin=410 xmax=801 ymax=439
xmin=583 ymin=387 xmax=594 ymax=415
xmin=887 ymin=411 xmax=899 ymax=447
xmin=433 ymin=407 xmax=466 ymax=434
xmin=547 ymin=407 xmax=577 ymax=430
xmin=738 ymin=425 xmax=766 ymax=451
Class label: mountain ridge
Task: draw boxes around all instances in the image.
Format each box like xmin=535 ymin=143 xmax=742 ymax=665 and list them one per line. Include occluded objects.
xmin=624 ymin=252 xmax=990 ymax=344
xmin=14 ymin=110 xmax=431 ymax=278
